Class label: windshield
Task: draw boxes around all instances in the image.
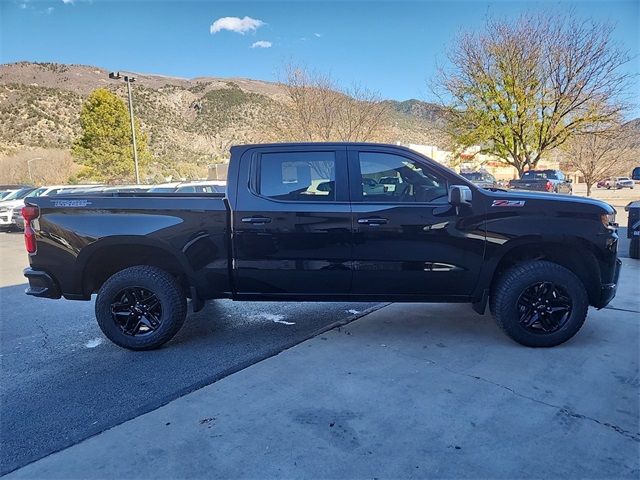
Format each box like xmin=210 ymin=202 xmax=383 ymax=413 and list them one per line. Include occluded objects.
xmin=1 ymin=188 xmax=34 ymax=201
xmin=28 ymin=188 xmax=47 ymax=197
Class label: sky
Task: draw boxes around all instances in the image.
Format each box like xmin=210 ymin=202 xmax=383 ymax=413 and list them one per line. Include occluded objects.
xmin=1 ymin=0 xmax=639 ymax=114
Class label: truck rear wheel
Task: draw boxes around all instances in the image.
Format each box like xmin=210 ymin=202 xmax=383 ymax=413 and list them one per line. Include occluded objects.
xmin=95 ymin=266 xmax=187 ymax=350
xmin=491 ymin=261 xmax=588 ymax=347
xmin=630 ymin=238 xmax=640 ymax=259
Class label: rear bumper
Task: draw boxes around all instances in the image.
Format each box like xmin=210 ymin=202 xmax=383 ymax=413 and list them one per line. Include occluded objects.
xmin=595 ymin=258 xmax=622 ymax=308
xmin=24 ymin=268 xmax=62 ymax=299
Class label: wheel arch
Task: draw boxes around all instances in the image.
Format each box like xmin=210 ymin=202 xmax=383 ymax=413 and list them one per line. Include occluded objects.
xmin=485 ymin=239 xmax=602 ymax=306
xmin=78 ymin=236 xmax=196 ymax=298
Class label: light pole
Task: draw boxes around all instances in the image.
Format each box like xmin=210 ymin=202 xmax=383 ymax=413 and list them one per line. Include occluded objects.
xmin=27 ymin=157 xmax=42 ymax=183
xmin=108 ymin=71 xmax=140 ymax=183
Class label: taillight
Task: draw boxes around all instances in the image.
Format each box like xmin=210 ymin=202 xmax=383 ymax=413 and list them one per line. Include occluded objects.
xmin=21 ymin=205 xmax=39 ymax=254
xmin=545 ymin=181 xmax=553 ymax=192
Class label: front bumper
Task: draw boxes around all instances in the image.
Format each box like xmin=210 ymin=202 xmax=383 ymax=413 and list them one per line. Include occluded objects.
xmin=0 ymin=214 xmax=13 ymax=225
xmin=596 ymin=258 xmax=622 ymax=308
xmin=24 ymin=268 xmax=62 ymax=299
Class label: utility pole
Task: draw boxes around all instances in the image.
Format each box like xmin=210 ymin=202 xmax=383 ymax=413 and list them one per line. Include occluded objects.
xmin=108 ymin=72 xmax=140 ymax=183
xmin=27 ymin=157 xmax=42 ymax=183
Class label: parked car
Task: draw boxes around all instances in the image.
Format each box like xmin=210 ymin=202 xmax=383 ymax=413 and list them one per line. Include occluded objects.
xmin=605 ymin=177 xmax=634 ymax=189
xmin=0 ymin=184 xmax=31 ymax=200
xmin=460 ymin=171 xmax=500 ymax=190
xmin=23 ymin=143 xmax=620 ymax=351
xmin=11 ymin=185 xmax=100 ymax=230
xmin=175 ymin=181 xmax=226 ymax=194
xmin=57 ymin=185 xmax=149 ymax=195
xmin=626 ymin=201 xmax=640 ymax=259
xmin=596 ymin=179 xmax=608 ymax=189
xmin=508 ymin=170 xmax=573 ymax=194
xmin=146 ymin=182 xmax=182 ymax=193
xmin=28 ymin=184 xmax=103 ymax=197
xmin=0 ymin=187 xmax=36 ymax=230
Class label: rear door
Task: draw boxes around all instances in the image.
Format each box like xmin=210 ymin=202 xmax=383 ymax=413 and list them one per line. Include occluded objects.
xmin=232 ymin=146 xmax=352 ymax=296
xmin=348 ymin=146 xmax=485 ymax=298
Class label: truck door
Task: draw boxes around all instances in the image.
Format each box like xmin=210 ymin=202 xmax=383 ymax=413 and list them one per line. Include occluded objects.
xmin=348 ymin=146 xmax=485 ymax=297
xmin=232 ymin=146 xmax=352 ymax=296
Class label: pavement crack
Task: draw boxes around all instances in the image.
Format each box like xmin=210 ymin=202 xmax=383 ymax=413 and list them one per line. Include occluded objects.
xmin=391 ymin=349 xmax=640 ymax=443
xmin=604 ymin=306 xmax=640 ymax=314
xmin=35 ymin=320 xmax=53 ymax=354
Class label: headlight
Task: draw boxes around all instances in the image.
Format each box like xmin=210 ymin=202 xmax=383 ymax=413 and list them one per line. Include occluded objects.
xmin=601 ymin=213 xmax=617 ymax=230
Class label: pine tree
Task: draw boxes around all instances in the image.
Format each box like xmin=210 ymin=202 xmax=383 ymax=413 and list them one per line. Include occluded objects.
xmin=72 ymin=88 xmax=151 ymax=182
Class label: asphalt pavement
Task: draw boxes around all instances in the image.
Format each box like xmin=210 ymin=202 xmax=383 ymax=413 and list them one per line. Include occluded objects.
xmin=0 ymin=232 xmax=379 ymax=474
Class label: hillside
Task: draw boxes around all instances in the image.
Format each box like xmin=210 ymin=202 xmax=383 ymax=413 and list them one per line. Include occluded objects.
xmin=0 ymin=62 xmax=449 ymax=181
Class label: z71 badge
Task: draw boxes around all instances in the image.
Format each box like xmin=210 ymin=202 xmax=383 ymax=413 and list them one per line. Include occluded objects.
xmin=492 ymin=199 xmax=526 ymax=207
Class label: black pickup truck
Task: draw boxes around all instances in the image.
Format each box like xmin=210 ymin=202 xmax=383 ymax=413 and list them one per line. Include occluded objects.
xmin=22 ymin=143 xmax=621 ymax=350
xmin=508 ymin=170 xmax=573 ymax=194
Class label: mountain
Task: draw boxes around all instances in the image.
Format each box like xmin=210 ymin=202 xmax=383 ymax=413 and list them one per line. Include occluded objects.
xmin=0 ymin=62 xmax=448 ymax=180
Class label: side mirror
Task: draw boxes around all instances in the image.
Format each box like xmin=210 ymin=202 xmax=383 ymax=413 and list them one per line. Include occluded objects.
xmin=449 ymin=185 xmax=472 ymax=206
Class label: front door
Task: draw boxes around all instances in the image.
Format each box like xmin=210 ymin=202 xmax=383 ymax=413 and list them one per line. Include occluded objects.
xmin=348 ymin=146 xmax=485 ymax=298
xmin=232 ymin=146 xmax=352 ymax=296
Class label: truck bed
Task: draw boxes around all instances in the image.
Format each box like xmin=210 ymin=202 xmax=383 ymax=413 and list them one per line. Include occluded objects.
xmin=26 ymin=193 xmax=231 ymax=302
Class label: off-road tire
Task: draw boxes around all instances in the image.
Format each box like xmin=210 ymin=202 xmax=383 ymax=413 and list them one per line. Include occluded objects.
xmin=630 ymin=238 xmax=640 ymax=259
xmin=95 ymin=266 xmax=187 ymax=350
xmin=491 ymin=261 xmax=589 ymax=347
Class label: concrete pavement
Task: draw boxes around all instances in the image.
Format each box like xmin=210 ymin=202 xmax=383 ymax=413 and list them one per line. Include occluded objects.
xmin=7 ymin=260 xmax=639 ymax=479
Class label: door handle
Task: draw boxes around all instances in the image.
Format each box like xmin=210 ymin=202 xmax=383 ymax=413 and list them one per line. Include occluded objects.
xmin=241 ymin=216 xmax=272 ymax=224
xmin=358 ymin=217 xmax=388 ymax=225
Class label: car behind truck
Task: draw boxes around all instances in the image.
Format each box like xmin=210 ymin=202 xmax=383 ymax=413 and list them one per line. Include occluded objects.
xmin=22 ymin=143 xmax=621 ymax=350
xmin=508 ymin=169 xmax=573 ymax=194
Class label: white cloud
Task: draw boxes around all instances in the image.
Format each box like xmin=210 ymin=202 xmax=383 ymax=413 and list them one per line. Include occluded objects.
xmin=19 ymin=3 xmax=27 ymax=8
xmin=62 ymin=0 xmax=74 ymax=4
xmin=314 ymin=33 xmax=322 ymax=37
xmin=250 ymin=40 xmax=272 ymax=49
xmin=210 ymin=16 xmax=265 ymax=35
xmin=45 ymin=6 xmax=54 ymax=13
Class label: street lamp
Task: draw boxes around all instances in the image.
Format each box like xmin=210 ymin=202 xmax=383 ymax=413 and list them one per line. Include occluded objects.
xmin=27 ymin=157 xmax=42 ymax=183
xmin=108 ymin=71 xmax=140 ymax=183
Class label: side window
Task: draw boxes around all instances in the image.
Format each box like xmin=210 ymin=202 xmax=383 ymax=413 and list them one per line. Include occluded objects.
xmin=259 ymin=152 xmax=336 ymax=202
xmin=357 ymin=152 xmax=448 ymax=203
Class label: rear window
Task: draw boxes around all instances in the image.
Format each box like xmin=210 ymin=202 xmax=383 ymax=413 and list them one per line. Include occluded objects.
xmin=522 ymin=171 xmax=547 ymax=180
xmin=257 ymin=151 xmax=336 ymax=202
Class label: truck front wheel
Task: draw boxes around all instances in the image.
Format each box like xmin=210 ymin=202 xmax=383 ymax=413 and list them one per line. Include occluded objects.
xmin=491 ymin=261 xmax=588 ymax=347
xmin=95 ymin=266 xmax=187 ymax=350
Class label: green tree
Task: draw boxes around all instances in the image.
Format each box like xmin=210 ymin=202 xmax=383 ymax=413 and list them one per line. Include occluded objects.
xmin=436 ymin=14 xmax=632 ymax=176
xmin=72 ymin=88 xmax=151 ymax=182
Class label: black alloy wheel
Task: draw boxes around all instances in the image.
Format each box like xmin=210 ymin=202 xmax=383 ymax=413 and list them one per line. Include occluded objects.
xmin=491 ymin=260 xmax=588 ymax=347
xmin=95 ymin=266 xmax=187 ymax=350
xmin=516 ymin=282 xmax=572 ymax=334
xmin=111 ymin=287 xmax=163 ymax=336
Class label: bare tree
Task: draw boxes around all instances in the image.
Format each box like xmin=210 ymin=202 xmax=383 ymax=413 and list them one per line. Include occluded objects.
xmin=272 ymin=64 xmax=390 ymax=143
xmin=562 ymin=123 xmax=637 ymax=196
xmin=436 ymin=13 xmax=633 ymax=176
